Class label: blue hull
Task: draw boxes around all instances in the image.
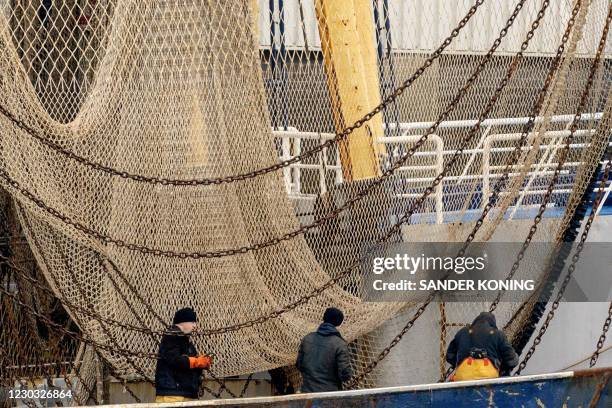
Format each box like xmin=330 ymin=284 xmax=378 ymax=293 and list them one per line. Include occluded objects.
xmin=145 ymin=368 xmax=611 ymax=408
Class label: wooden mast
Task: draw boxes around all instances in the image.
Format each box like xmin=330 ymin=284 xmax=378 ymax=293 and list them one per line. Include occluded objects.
xmin=315 ymin=0 xmax=384 ymax=181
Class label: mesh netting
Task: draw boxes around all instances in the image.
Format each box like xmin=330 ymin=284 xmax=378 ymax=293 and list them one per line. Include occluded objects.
xmin=0 ymin=0 xmax=610 ymax=399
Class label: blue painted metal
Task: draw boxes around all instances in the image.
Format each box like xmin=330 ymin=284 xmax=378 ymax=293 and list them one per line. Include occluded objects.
xmin=145 ymin=368 xmax=610 ymax=408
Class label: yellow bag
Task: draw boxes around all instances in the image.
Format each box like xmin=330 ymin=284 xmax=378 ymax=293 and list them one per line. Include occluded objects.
xmin=451 ymin=357 xmax=499 ymax=381
xmin=155 ymin=395 xmax=194 ymax=403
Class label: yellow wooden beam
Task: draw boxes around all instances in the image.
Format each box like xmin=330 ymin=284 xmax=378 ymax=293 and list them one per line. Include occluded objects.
xmin=315 ymin=0 xmax=384 ymax=181
xmin=250 ymin=0 xmax=260 ymax=45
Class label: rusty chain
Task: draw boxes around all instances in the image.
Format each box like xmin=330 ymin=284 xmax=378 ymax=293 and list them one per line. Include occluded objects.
xmin=487 ymin=0 xmax=594 ymax=312
xmin=199 ymin=380 xmax=226 ymax=399
xmin=0 ymin=0 xmax=545 ymax=340
xmin=0 ymin=254 xmax=166 ymax=336
xmin=0 ymin=0 xmax=527 ymax=266
xmin=510 ymin=4 xmax=612 ymax=372
xmin=18 ymin=214 xmax=161 ymax=385
xmin=1 ymin=0 xmax=607 ymax=395
xmin=0 ymin=271 xmax=101 ymax=406
xmin=344 ymin=300 xmax=432 ymax=389
xmin=120 ymin=381 xmax=142 ymax=404
xmin=587 ymin=371 xmax=611 ymax=408
xmin=239 ymin=373 xmax=255 ymax=398
xmin=348 ymin=0 xmax=610 ymax=385
xmin=459 ymin=0 xmax=574 ymax=261
xmin=2 ymin=249 xmax=262 ymax=402
xmin=0 ymin=200 xmax=97 ymax=405
xmin=0 ymin=1 xmax=506 ymax=262
xmin=0 ymin=281 xmax=237 ymax=399
xmin=0 ymin=0 xmax=484 ymax=188
xmin=343 ymin=0 xmax=561 ymax=387
xmin=1 ymin=269 xmax=137 ymax=405
xmin=198 ymin=368 xmax=239 ymax=399
xmin=590 ymin=302 xmax=612 ymax=368
xmin=0 ymin=283 xmax=158 ymax=359
xmin=101 ymin=255 xmax=238 ymax=397
xmin=515 ymin=153 xmax=612 ymax=375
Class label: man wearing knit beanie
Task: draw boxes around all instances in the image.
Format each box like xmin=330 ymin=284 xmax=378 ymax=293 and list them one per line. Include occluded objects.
xmin=154 ymin=307 xmax=213 ymax=402
xmin=296 ymin=307 xmax=352 ymax=392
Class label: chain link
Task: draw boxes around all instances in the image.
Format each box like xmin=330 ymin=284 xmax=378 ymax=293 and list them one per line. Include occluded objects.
xmin=513 ymin=3 xmax=611 ymax=373
xmin=590 ymin=302 xmax=612 ymax=368
xmin=1 ymin=0 xmax=525 ymax=266
xmin=239 ymin=373 xmax=254 ymax=398
xmin=200 ymin=369 xmax=239 ymax=399
xmin=0 ymin=284 xmax=158 ymax=359
xmin=515 ymin=149 xmax=612 ymax=375
xmin=0 ymin=0 xmax=485 ymax=188
xmin=0 ymin=0 xmax=537 ymax=340
xmin=0 ymin=1 xmax=498 ymax=262
xmin=1 ymin=0 xmax=607 ymax=393
xmin=0 ymin=278 xmax=238 ymax=402
xmin=1 ymin=254 xmax=161 ymax=334
xmin=0 ymin=255 xmax=101 ymax=405
xmin=0 ymin=282 xmax=159 ymax=405
xmin=344 ymin=299 xmax=432 ymax=389
xmin=488 ymin=0 xmax=598 ymax=312
xmin=345 ymin=0 xmax=597 ymax=385
xmin=121 ymin=381 xmax=142 ymax=403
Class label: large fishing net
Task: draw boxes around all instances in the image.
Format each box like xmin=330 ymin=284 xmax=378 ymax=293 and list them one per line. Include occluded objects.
xmin=0 ymin=0 xmax=610 ymax=403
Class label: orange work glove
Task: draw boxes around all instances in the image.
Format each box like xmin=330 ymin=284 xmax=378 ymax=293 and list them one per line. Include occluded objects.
xmin=188 ymin=355 xmax=213 ymax=369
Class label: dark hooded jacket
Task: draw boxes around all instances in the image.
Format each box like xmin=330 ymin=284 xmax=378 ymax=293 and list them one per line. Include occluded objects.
xmin=155 ymin=325 xmax=202 ymax=398
xmin=296 ymin=323 xmax=353 ymax=392
xmin=446 ymin=312 xmax=519 ymax=374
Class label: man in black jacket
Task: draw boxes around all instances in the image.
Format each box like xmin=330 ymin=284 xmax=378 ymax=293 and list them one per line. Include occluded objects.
xmin=446 ymin=312 xmax=518 ymax=381
xmin=155 ymin=307 xmax=213 ymax=402
xmin=296 ymin=307 xmax=352 ymax=392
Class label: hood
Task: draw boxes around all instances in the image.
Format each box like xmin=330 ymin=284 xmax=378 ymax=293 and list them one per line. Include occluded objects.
xmin=317 ymin=322 xmax=343 ymax=338
xmin=472 ymin=312 xmax=497 ymax=329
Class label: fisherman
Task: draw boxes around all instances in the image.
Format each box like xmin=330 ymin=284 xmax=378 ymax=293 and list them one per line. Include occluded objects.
xmin=296 ymin=307 xmax=352 ymax=392
xmin=154 ymin=307 xmax=213 ymax=402
xmin=446 ymin=312 xmax=518 ymax=381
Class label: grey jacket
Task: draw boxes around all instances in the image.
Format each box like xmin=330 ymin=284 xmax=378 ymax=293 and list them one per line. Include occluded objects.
xmin=296 ymin=323 xmax=353 ymax=393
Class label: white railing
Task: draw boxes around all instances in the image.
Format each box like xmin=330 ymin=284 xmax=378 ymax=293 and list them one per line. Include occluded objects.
xmin=273 ymin=112 xmax=609 ymax=223
xmin=378 ymin=134 xmax=444 ymax=224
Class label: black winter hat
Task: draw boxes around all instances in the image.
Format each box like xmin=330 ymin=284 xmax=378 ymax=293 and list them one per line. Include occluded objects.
xmin=323 ymin=307 xmax=344 ymax=327
xmin=173 ymin=307 xmax=197 ymax=324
